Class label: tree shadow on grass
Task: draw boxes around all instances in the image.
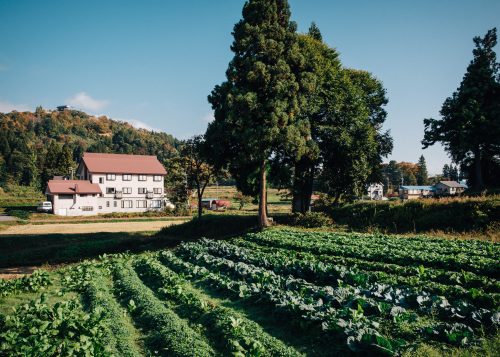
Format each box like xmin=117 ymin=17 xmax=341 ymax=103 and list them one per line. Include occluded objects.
xmin=0 ymin=215 xmax=259 ymax=268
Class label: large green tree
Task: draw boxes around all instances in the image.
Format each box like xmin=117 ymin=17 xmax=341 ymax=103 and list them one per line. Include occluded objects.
xmin=206 ymin=0 xmax=305 ymax=228
xmin=288 ymin=25 xmax=391 ymax=209
xmin=422 ymin=28 xmax=500 ymax=189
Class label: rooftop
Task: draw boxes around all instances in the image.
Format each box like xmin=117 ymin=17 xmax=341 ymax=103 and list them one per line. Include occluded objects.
xmin=400 ymin=185 xmax=436 ymax=191
xmin=438 ymin=181 xmax=467 ymax=188
xmin=81 ymin=152 xmax=167 ymax=175
xmin=46 ymin=180 xmax=102 ymax=195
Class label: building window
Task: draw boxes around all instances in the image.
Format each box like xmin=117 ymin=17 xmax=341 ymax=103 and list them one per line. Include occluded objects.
xmin=153 ymin=175 xmax=162 ymax=182
xmin=122 ymin=200 xmax=133 ymax=208
xmin=58 ymin=194 xmax=73 ymax=200
xmin=123 ymin=174 xmax=132 ymax=181
xmin=114 ymin=201 xmax=118 ymax=208
xmin=138 ymin=187 xmax=147 ymax=194
xmin=138 ymin=175 xmax=147 ymax=181
xmin=154 ymin=188 xmax=162 ymax=194
xmin=106 ymin=201 xmax=110 ymax=208
xmin=136 ymin=200 xmax=147 ymax=208
xmin=151 ymin=200 xmax=162 ymax=208
xmin=98 ymin=206 xmax=102 ymax=210
xmin=81 ymin=206 xmax=94 ymax=212
xmin=80 ymin=194 xmax=87 ymax=197
xmin=99 ymin=177 xmax=104 ymax=184
xmin=123 ymin=187 xmax=132 ymax=194
xmin=106 ymin=174 xmax=116 ymax=181
xmin=106 ymin=187 xmax=116 ymax=194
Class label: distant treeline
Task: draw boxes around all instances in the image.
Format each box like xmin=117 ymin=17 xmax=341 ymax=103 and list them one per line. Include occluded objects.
xmin=0 ymin=108 xmax=180 ymax=189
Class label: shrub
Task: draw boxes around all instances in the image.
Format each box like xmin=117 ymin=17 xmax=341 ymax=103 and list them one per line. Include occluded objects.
xmin=290 ymin=212 xmax=333 ymax=228
xmin=7 ymin=209 xmax=31 ymax=220
xmin=319 ymin=195 xmax=500 ymax=233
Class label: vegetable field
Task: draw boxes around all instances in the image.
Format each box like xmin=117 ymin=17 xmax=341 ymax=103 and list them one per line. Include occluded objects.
xmin=0 ymin=229 xmax=498 ymax=356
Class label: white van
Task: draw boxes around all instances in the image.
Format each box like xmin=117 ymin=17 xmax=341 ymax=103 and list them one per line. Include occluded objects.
xmin=37 ymin=201 xmax=53 ymax=213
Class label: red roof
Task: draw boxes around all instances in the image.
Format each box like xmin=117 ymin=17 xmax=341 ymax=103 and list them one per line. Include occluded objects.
xmin=47 ymin=180 xmax=102 ymax=195
xmin=81 ymin=152 xmax=167 ymax=175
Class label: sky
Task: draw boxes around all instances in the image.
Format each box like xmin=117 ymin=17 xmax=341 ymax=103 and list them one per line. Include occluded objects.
xmin=0 ymin=0 xmax=499 ymax=175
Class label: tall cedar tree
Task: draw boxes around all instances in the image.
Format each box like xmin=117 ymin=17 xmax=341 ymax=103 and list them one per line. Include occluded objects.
xmin=207 ymin=0 xmax=304 ymax=228
xmin=423 ymin=28 xmax=500 ymax=189
xmin=416 ymin=155 xmax=429 ymax=185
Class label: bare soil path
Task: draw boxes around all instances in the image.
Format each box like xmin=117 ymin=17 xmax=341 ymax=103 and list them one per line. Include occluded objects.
xmin=0 ymin=219 xmax=188 ymax=235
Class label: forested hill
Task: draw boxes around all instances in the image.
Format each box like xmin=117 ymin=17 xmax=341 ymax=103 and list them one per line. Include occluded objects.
xmin=0 ymin=108 xmax=180 ymax=189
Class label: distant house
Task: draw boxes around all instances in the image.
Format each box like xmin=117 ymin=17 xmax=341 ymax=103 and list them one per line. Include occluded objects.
xmin=46 ymin=152 xmax=168 ymax=216
xmin=367 ymin=183 xmax=384 ymax=200
xmin=56 ymin=105 xmax=71 ymax=112
xmin=434 ymin=181 xmax=467 ymax=196
xmin=399 ymin=185 xmax=435 ymax=200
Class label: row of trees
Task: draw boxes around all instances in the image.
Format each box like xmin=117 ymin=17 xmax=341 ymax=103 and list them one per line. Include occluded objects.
xmin=382 ymin=155 xmax=429 ymax=189
xmin=203 ymin=0 xmax=392 ymax=228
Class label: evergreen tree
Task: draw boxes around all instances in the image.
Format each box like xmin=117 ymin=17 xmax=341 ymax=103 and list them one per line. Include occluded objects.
xmin=423 ymin=28 xmax=500 ymax=189
xmin=416 ymin=155 xmax=429 ymax=185
xmin=442 ymin=164 xmax=451 ymax=179
xmin=308 ymin=22 xmax=322 ymax=41
xmin=206 ymin=0 xmax=304 ymax=228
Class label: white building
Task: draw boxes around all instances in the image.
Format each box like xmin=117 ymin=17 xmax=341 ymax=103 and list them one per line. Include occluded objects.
xmin=367 ymin=183 xmax=384 ymax=200
xmin=46 ymin=152 xmax=168 ymax=216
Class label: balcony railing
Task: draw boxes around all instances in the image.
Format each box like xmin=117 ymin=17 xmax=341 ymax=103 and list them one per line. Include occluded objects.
xmin=115 ymin=191 xmax=123 ymax=199
xmin=146 ymin=192 xmax=154 ymax=199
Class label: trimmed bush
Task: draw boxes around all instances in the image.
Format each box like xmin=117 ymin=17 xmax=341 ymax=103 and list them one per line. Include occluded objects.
xmin=289 ymin=212 xmax=333 ymax=228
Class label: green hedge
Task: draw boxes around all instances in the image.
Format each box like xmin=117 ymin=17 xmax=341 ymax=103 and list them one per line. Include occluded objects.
xmin=323 ymin=196 xmax=500 ymax=233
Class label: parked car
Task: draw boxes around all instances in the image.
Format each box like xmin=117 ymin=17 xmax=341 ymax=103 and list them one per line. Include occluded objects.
xmin=37 ymin=201 xmax=53 ymax=213
xmin=201 ymin=198 xmax=231 ymax=210
xmin=164 ymin=199 xmax=175 ymax=211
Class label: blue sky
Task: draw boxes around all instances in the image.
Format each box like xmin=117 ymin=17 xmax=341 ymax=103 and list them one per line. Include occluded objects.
xmin=0 ymin=0 xmax=499 ymax=174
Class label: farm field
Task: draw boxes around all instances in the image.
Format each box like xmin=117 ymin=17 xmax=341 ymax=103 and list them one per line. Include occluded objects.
xmin=0 ymin=218 xmax=188 ymax=235
xmin=0 ymin=229 xmax=498 ymax=356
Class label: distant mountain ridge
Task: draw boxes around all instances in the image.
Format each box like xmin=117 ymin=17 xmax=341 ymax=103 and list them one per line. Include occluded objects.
xmin=0 ymin=108 xmax=180 ymax=188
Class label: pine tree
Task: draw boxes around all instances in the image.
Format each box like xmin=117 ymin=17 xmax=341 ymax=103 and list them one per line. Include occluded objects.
xmin=308 ymin=22 xmax=322 ymax=41
xmin=416 ymin=155 xmax=429 ymax=185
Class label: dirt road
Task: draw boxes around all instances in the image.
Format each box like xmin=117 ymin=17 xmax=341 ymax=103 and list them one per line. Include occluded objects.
xmin=0 ymin=219 xmax=188 ymax=235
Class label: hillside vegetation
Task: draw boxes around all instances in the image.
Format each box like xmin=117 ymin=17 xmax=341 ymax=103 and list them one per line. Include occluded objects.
xmin=0 ymin=108 xmax=179 ymax=189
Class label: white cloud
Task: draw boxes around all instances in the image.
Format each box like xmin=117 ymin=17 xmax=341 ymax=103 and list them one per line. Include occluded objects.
xmin=0 ymin=100 xmax=30 ymax=113
xmin=202 ymin=112 xmax=214 ymax=123
xmin=66 ymin=92 xmax=109 ymax=112
xmin=117 ymin=117 xmax=161 ymax=132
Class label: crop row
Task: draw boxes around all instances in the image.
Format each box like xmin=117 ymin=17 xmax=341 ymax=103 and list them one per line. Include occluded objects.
xmin=158 ymin=250 xmax=405 ymax=354
xmin=198 ymin=238 xmax=498 ymax=308
xmin=134 ymin=256 xmax=303 ymax=356
xmin=271 ymin=230 xmax=498 ymax=259
xmin=244 ymin=231 xmax=499 ymax=277
xmin=112 ymin=261 xmax=216 ymax=356
xmin=179 ymin=241 xmax=498 ymax=329
xmin=235 ymin=239 xmax=499 ymax=295
xmin=0 ymin=270 xmax=51 ymax=297
xmin=0 ymin=294 xmax=108 ymax=356
xmin=81 ymin=269 xmax=143 ymax=357
xmin=163 ymin=246 xmax=489 ymax=353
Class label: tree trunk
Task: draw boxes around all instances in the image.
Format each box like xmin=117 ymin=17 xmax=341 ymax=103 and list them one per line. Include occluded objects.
xmin=258 ymin=160 xmax=270 ymax=229
xmin=474 ymin=147 xmax=484 ymax=190
xmin=197 ymin=188 xmax=203 ymax=219
xmin=292 ymin=159 xmax=315 ymax=214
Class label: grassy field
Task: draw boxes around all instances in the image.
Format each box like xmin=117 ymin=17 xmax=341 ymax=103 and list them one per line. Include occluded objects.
xmin=0 ymin=226 xmax=498 ymax=356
